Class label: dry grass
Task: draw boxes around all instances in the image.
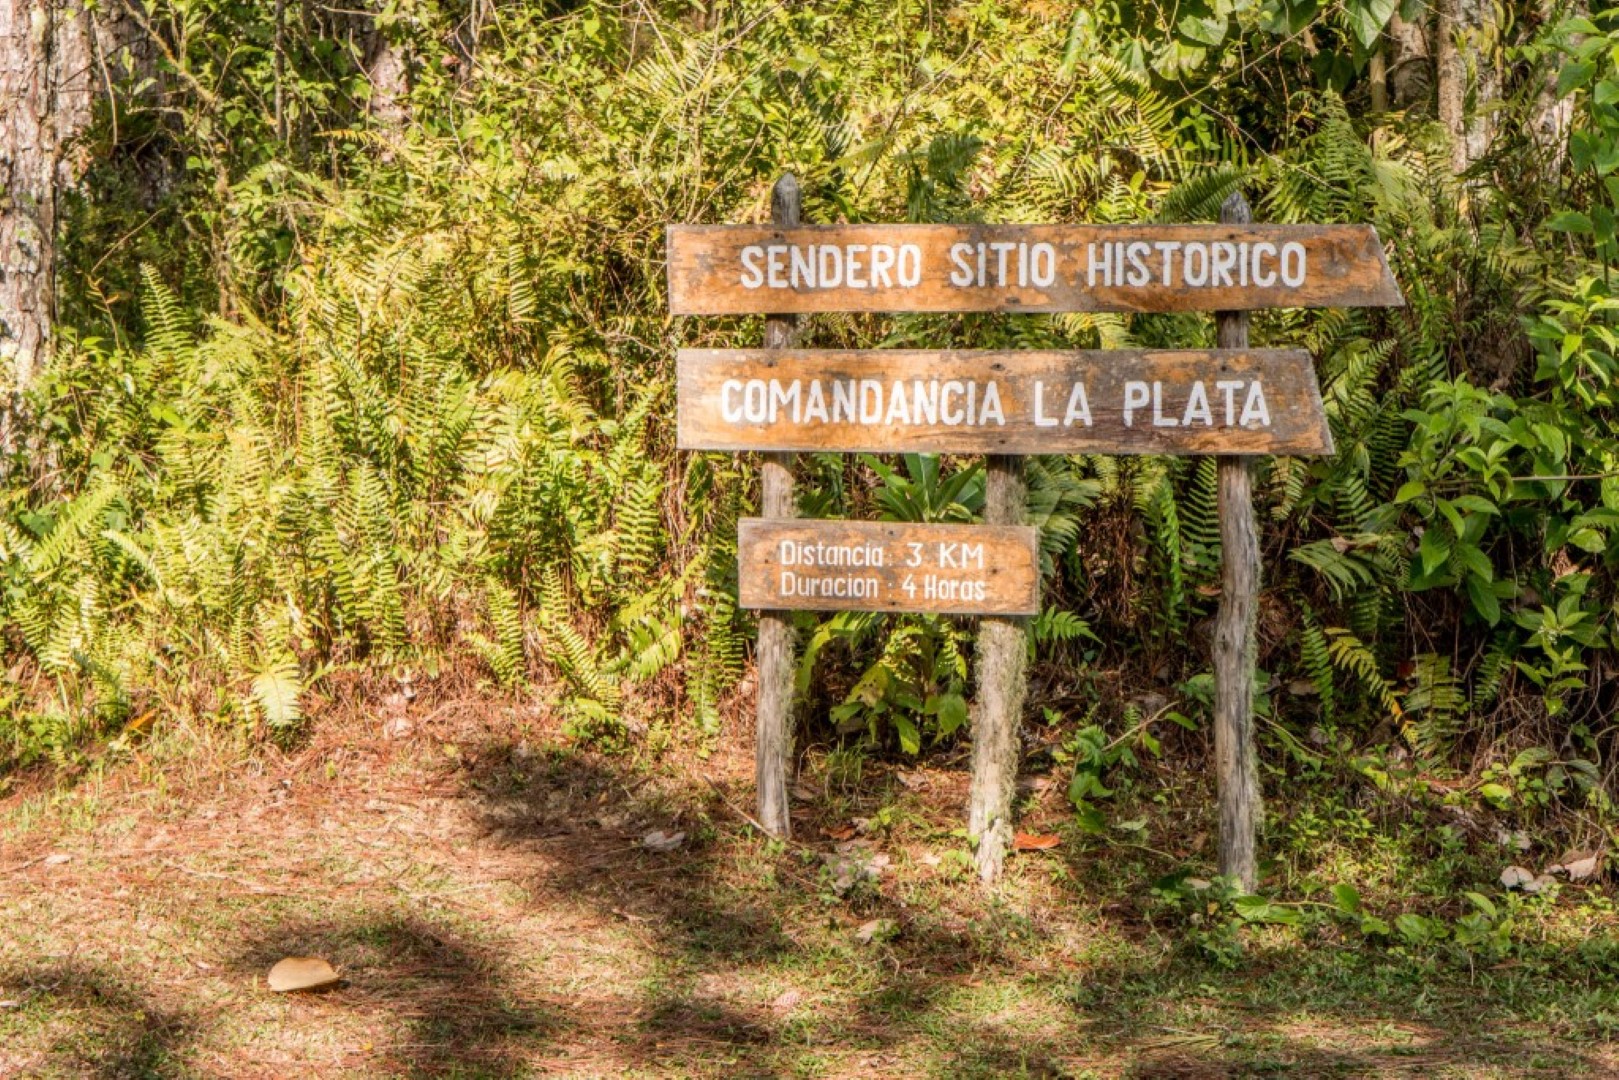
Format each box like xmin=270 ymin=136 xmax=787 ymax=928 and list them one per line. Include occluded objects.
xmin=2 ymin=685 xmax=1617 ymax=1078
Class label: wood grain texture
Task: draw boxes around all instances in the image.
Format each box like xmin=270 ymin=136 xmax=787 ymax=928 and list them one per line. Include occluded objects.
xmin=1213 ymin=191 xmax=1263 ymax=894
xmin=968 ymin=455 xmax=1030 ymax=885
xmin=678 ymin=348 xmax=1333 ymax=456
xmin=667 ymin=223 xmax=1403 ymax=314
xmin=737 ymin=518 xmax=1039 ymax=616
xmin=753 ymin=174 xmax=799 ymax=841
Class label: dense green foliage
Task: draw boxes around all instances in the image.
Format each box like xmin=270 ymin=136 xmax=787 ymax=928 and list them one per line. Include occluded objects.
xmin=4 ymin=1 xmax=1617 ymax=849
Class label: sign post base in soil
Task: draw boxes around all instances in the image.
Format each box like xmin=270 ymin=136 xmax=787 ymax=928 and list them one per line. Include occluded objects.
xmin=968 ymin=454 xmax=1029 ymax=883
xmin=755 ymin=174 xmax=800 ymax=839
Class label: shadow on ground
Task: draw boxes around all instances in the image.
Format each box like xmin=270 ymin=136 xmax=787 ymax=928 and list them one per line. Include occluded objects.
xmin=0 ymin=960 xmax=196 ymax=1079
xmin=448 ymin=735 xmax=1609 ymax=1077
xmin=226 ymin=911 xmax=565 ymax=1078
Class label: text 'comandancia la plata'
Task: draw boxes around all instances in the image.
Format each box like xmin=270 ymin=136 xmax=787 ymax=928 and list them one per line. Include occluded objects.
xmin=718 ymin=377 xmax=1272 ymax=429
xmin=736 ymin=241 xmax=1308 ymax=291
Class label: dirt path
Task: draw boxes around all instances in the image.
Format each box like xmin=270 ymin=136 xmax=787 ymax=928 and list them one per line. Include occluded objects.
xmin=1 ymin=697 xmax=1612 ymax=1077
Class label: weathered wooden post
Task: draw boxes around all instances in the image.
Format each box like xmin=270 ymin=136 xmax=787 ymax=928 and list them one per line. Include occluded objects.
xmin=1213 ymin=191 xmax=1263 ymax=892
xmin=755 ymin=174 xmax=800 ymax=838
xmin=969 ymin=455 xmax=1028 ymax=883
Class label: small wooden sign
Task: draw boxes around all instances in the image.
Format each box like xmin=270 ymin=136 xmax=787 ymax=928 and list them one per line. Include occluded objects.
xmin=738 ymin=518 xmax=1040 ymax=615
xmin=667 ymin=224 xmax=1402 ymax=315
xmin=679 ymin=348 xmax=1333 ymax=456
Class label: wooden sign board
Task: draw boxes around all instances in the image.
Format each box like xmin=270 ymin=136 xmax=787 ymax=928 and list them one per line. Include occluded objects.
xmin=667 ymin=224 xmax=1402 ymax=314
xmin=738 ymin=518 xmax=1040 ymax=615
xmin=679 ymin=348 xmax=1333 ymax=456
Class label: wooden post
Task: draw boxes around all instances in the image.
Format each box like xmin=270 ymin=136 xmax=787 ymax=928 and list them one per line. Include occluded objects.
xmin=754 ymin=174 xmax=800 ymax=838
xmin=968 ymin=453 xmax=1028 ymax=883
xmin=1214 ymin=191 xmax=1263 ymax=892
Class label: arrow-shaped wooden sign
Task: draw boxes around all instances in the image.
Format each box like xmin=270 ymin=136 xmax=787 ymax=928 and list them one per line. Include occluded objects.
xmin=678 ymin=348 xmax=1333 ymax=456
xmin=667 ymin=223 xmax=1402 ymax=314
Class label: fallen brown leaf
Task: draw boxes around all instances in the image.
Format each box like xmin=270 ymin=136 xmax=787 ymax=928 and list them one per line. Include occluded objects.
xmin=823 ymin=824 xmax=857 ymax=841
xmin=1013 ymin=832 xmax=1061 ymax=851
xmin=641 ymin=829 xmax=686 ymax=853
xmin=855 ymin=918 xmax=896 ymax=944
xmin=1552 ymin=849 xmax=1602 ymax=881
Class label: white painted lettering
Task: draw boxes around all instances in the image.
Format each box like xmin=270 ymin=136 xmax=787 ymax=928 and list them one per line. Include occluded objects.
xmin=1127 ymin=241 xmax=1152 ymax=287
xmin=1122 ymin=380 xmax=1150 ymax=427
xmin=1183 ymin=242 xmax=1209 ymax=287
xmin=1063 ymin=382 xmax=1092 ymax=427
xmin=1281 ymin=242 xmax=1306 ymax=287
xmin=740 ymin=246 xmax=765 ymax=289
xmin=846 ymin=244 xmax=868 ymax=289
xmin=1240 ymin=381 xmax=1271 ymax=427
xmin=870 ymin=244 xmax=895 ymax=288
xmin=1030 ymin=243 xmax=1056 ymax=287
xmin=721 ymin=379 xmax=745 ymax=422
xmin=1182 ymin=380 xmax=1212 ymax=426
xmin=897 ymin=244 xmax=923 ymax=287
xmin=1034 ymin=381 xmax=1058 ymax=427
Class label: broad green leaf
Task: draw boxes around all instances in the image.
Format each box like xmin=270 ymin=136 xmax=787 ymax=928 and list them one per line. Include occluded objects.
xmin=1466 ymin=576 xmax=1502 ymax=626
xmin=1419 ymin=528 xmax=1453 ymax=577
xmin=1568 ymin=527 xmax=1607 ymax=553
xmin=1343 ymin=0 xmax=1397 ymax=49
xmin=1331 ymin=883 xmax=1362 ymax=914
xmin=1546 ymin=210 xmax=1594 ymax=234
xmin=1178 ymin=14 xmax=1228 ymax=46
xmin=1395 ymin=912 xmax=1439 ymax=945
xmin=1233 ymin=895 xmax=1302 ymax=926
xmin=934 ymin=693 xmax=968 ymax=736
xmin=893 ymin=714 xmax=921 ymax=755
xmin=1394 ymin=480 xmax=1427 ymax=504
xmin=1450 ymin=495 xmax=1499 ymax=515
xmin=1558 ymin=60 xmax=1598 ymax=97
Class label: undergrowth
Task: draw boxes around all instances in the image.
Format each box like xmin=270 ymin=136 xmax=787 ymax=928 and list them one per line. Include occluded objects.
xmin=1 ymin=1 xmax=1617 ymax=877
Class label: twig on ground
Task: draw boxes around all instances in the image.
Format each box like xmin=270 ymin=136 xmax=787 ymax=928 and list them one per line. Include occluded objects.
xmin=0 ymin=855 xmax=48 ymax=875
xmin=700 ymin=775 xmax=818 ymax=851
xmin=162 ymin=860 xmax=302 ymax=897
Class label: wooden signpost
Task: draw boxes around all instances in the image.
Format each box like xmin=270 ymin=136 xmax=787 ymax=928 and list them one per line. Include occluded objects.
xmin=669 ymin=178 xmax=1402 ymax=887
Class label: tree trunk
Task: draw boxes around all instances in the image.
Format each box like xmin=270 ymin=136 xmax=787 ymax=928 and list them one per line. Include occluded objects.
xmin=1437 ymin=0 xmax=1500 ymax=176
xmin=1460 ymin=0 xmax=1498 ymax=172
xmin=968 ymin=454 xmax=1028 ymax=884
xmin=1531 ymin=0 xmax=1581 ymax=170
xmin=1387 ymin=12 xmax=1430 ymax=112
xmin=365 ymin=21 xmax=410 ymax=131
xmin=0 ymin=0 xmax=96 ymax=458
xmin=1436 ymin=0 xmax=1466 ymax=174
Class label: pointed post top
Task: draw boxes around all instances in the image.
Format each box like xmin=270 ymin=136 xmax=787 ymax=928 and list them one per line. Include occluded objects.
xmin=1220 ymin=189 xmax=1252 ymax=226
xmin=771 ymin=174 xmax=801 ymax=227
